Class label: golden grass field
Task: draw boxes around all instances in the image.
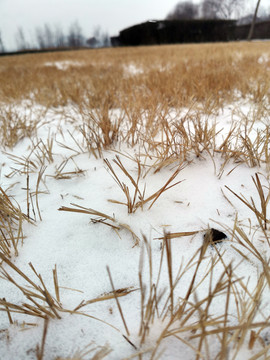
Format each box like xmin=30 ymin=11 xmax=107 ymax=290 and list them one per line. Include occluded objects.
xmin=0 ymin=41 xmax=270 ymax=151
xmin=1 ymin=41 xmax=270 ymax=359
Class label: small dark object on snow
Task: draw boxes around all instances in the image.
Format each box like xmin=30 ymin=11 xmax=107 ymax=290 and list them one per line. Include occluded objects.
xmin=204 ymin=228 xmax=227 ymax=244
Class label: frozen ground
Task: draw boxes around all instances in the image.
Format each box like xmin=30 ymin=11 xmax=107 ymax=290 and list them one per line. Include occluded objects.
xmin=0 ymin=100 xmax=270 ymax=359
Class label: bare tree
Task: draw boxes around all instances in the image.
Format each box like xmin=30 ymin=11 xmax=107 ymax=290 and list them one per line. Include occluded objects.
xmin=54 ymin=25 xmax=66 ymax=48
xmin=35 ymin=24 xmax=54 ymax=49
xmin=166 ymin=1 xmax=199 ymax=20
xmin=92 ymin=26 xmax=101 ymax=46
xmin=35 ymin=26 xmax=46 ymax=49
xmin=44 ymin=24 xmax=55 ymax=48
xmin=89 ymin=26 xmax=111 ymax=47
xmin=18 ymin=21 xmax=86 ymax=51
xmin=102 ymin=32 xmax=111 ymax=47
xmin=201 ymin=0 xmax=218 ymax=19
xmin=36 ymin=24 xmax=67 ymax=49
xmin=0 ymin=30 xmax=5 ymax=53
xmin=15 ymin=26 xmax=28 ymax=50
xmin=201 ymin=0 xmax=244 ymax=19
xmin=248 ymin=0 xmax=261 ymax=40
xmin=67 ymin=21 xmax=85 ymax=47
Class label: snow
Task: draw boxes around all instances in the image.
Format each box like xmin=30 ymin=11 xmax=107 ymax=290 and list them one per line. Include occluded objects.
xmin=123 ymin=62 xmax=174 ymax=77
xmin=1 ymin=100 xmax=270 ymax=359
xmin=123 ymin=63 xmax=145 ymax=77
xmin=43 ymin=61 xmax=85 ymax=70
xmin=258 ymin=53 xmax=269 ymax=65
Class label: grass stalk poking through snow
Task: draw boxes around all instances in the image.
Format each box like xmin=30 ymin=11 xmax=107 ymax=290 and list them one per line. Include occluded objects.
xmin=0 ymin=187 xmax=28 ymax=257
xmin=58 ymin=203 xmax=140 ymax=246
xmin=225 ymin=173 xmax=270 ymax=232
xmin=105 ymin=155 xmax=185 ymax=213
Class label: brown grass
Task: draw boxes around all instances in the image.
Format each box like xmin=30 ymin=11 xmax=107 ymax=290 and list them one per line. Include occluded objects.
xmin=0 ymin=187 xmax=29 ymax=257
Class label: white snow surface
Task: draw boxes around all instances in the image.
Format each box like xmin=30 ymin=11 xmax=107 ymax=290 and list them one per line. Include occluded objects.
xmin=123 ymin=63 xmax=145 ymax=77
xmin=0 ymin=101 xmax=270 ymax=359
xmin=43 ymin=61 xmax=85 ymax=71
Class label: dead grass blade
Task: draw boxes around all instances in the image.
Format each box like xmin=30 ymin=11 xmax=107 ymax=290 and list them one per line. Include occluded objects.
xmin=0 ymin=253 xmax=62 ymax=319
xmin=58 ymin=203 xmax=140 ymax=246
xmin=106 ymin=266 xmax=130 ymax=337
xmin=225 ymin=173 xmax=270 ymax=231
xmin=35 ymin=317 xmax=49 ymax=360
xmin=155 ymin=230 xmax=200 ymax=240
xmin=73 ymin=287 xmax=138 ymax=311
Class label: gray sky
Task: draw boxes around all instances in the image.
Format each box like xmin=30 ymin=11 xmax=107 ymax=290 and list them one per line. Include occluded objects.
xmin=0 ymin=0 xmax=268 ymax=50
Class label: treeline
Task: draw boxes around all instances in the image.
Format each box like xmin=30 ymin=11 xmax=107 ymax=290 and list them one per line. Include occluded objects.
xmin=166 ymin=0 xmax=270 ymax=23
xmin=0 ymin=21 xmax=110 ymax=54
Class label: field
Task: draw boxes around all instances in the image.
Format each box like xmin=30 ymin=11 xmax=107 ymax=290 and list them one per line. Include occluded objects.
xmin=1 ymin=41 xmax=270 ymax=359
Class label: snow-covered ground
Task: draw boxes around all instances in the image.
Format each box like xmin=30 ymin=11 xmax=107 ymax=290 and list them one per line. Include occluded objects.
xmin=1 ymin=99 xmax=270 ymax=359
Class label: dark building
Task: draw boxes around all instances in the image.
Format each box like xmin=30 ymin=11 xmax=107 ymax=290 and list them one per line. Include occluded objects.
xmin=235 ymin=20 xmax=270 ymax=40
xmin=111 ymin=19 xmax=270 ymax=46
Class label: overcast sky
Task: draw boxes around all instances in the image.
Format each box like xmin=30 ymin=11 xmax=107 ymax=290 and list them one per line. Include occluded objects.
xmin=0 ymin=0 xmax=268 ymax=50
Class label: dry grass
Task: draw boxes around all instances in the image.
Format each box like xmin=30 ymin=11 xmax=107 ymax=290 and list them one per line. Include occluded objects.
xmin=0 ymin=42 xmax=269 ymax=108
xmin=1 ymin=42 xmax=270 ymax=167
xmin=104 ymin=155 xmax=185 ymax=213
xmin=0 ymin=187 xmax=29 ymax=257
xmin=1 ymin=41 xmax=270 ymax=359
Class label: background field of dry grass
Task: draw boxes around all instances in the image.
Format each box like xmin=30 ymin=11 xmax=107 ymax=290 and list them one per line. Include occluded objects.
xmin=1 ymin=42 xmax=270 ymax=108
xmin=1 ymin=41 xmax=270 ymax=359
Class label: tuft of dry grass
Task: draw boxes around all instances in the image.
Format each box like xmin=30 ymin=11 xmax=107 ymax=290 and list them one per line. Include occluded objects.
xmin=0 ymin=187 xmax=29 ymax=257
xmin=105 ymin=155 xmax=185 ymax=213
xmin=135 ymin=233 xmax=270 ymax=359
xmin=0 ymin=106 xmax=37 ymax=149
xmin=225 ymin=173 xmax=270 ymax=232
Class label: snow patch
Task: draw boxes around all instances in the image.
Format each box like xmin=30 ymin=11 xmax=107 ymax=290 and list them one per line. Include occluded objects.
xmin=43 ymin=60 xmax=85 ymax=70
